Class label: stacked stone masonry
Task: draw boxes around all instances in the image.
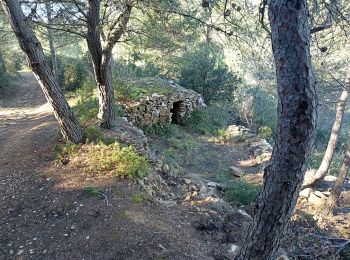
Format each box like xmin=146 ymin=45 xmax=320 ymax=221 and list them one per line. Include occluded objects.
xmin=122 ymin=78 xmax=206 ymax=126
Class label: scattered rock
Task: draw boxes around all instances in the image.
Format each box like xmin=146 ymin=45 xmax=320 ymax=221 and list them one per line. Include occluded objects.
xmin=308 ymin=191 xmax=327 ymax=206
xmin=162 ymin=164 xmax=170 ymax=173
xmin=207 ymin=181 xmax=223 ymax=189
xmin=299 ymin=187 xmax=312 ymax=198
xmin=230 ymin=166 xmax=244 ymax=177
xmin=158 ymin=243 xmax=166 ymax=251
xmin=158 ymin=199 xmax=177 ymax=207
xmin=184 ymin=178 xmax=191 ymax=185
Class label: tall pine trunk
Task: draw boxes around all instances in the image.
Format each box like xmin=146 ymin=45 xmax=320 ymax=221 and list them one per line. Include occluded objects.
xmin=235 ymin=0 xmax=316 ymax=259
xmin=303 ymin=66 xmax=350 ymax=188
xmin=323 ymin=142 xmax=350 ymax=216
xmin=2 ymin=0 xmax=84 ymax=143
xmin=86 ymin=0 xmax=117 ymax=129
xmin=45 ymin=1 xmax=59 ymax=83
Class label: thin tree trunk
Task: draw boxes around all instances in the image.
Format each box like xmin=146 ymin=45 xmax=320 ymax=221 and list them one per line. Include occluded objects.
xmin=303 ymin=66 xmax=350 ymax=188
xmin=86 ymin=0 xmax=117 ymax=129
xmin=235 ymin=0 xmax=316 ymax=259
xmin=2 ymin=0 xmax=84 ymax=143
xmin=45 ymin=1 xmax=59 ymax=83
xmin=323 ymin=143 xmax=350 ymax=216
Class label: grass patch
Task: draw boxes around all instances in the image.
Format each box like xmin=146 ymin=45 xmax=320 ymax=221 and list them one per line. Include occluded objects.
xmin=85 ymin=186 xmax=103 ymax=198
xmin=115 ymin=77 xmax=173 ymax=101
xmin=84 ymin=143 xmax=150 ymax=178
xmin=55 ymin=141 xmax=150 ymax=179
xmin=113 ymin=211 xmax=128 ymax=220
xmin=131 ymin=193 xmax=144 ymax=204
xmin=225 ymin=180 xmax=260 ymax=206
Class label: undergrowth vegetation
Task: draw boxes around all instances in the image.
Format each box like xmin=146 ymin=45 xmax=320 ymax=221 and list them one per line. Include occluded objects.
xmin=115 ymin=78 xmax=173 ymax=101
xmin=224 ymin=180 xmax=261 ymax=206
xmin=55 ymin=141 xmax=150 ymax=179
xmin=53 ymin=70 xmax=151 ymax=180
xmin=84 ymin=142 xmax=150 ymax=178
xmin=309 ymin=150 xmax=345 ymax=177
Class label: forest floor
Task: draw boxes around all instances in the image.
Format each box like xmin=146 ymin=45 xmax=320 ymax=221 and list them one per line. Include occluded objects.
xmin=0 ymin=72 xmax=349 ymax=259
xmin=0 ymin=72 xmax=225 ymax=259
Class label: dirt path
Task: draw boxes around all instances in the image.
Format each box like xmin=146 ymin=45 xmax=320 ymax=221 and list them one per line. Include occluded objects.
xmin=0 ymin=73 xmax=216 ymax=259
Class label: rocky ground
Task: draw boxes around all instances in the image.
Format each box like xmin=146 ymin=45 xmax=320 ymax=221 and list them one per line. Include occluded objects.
xmin=0 ymin=73 xmax=222 ymax=259
xmin=1 ymin=72 xmax=349 ymax=259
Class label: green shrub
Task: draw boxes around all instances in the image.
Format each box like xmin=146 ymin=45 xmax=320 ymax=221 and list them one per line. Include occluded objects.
xmin=113 ymin=59 xmax=160 ymax=80
xmin=131 ymin=193 xmax=144 ymax=204
xmin=84 ymin=126 xmax=104 ymax=142
xmin=73 ymin=97 xmax=99 ymax=124
xmin=183 ymin=107 xmax=230 ymax=135
xmin=58 ymin=55 xmax=93 ymax=91
xmin=54 ymin=143 xmax=80 ymax=159
xmin=86 ymin=143 xmax=150 ymax=178
xmin=179 ymin=42 xmax=240 ymax=104
xmin=0 ymin=52 xmax=23 ymax=97
xmin=225 ymin=180 xmax=260 ymax=206
xmin=232 ymin=85 xmax=277 ymax=135
xmin=142 ymin=123 xmax=180 ymax=138
xmin=258 ymin=126 xmax=273 ymax=141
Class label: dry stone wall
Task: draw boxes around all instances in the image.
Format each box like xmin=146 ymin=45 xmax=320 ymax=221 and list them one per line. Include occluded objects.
xmin=121 ymin=78 xmax=206 ymax=126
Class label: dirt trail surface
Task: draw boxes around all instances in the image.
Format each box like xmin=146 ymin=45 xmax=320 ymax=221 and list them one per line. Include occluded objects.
xmin=0 ymin=73 xmax=216 ymax=259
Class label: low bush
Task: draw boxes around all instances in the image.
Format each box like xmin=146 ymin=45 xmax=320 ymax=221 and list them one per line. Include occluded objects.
xmin=55 ymin=141 xmax=150 ymax=179
xmin=258 ymin=126 xmax=273 ymax=142
xmin=183 ymin=106 xmax=230 ymax=135
xmin=142 ymin=123 xmax=180 ymax=138
xmin=58 ymin=55 xmax=93 ymax=91
xmin=225 ymin=180 xmax=260 ymax=206
xmin=179 ymin=42 xmax=240 ymax=104
xmin=84 ymin=126 xmax=104 ymax=142
xmin=73 ymin=97 xmax=99 ymax=124
xmin=85 ymin=143 xmax=150 ymax=178
xmin=54 ymin=143 xmax=80 ymax=159
xmin=85 ymin=186 xmax=104 ymax=198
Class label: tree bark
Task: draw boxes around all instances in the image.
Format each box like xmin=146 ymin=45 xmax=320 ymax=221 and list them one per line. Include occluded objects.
xmin=303 ymin=66 xmax=350 ymax=188
xmin=322 ymin=142 xmax=350 ymax=216
xmin=86 ymin=0 xmax=133 ymax=129
xmin=235 ymin=0 xmax=317 ymax=259
xmin=45 ymin=1 xmax=59 ymax=83
xmin=86 ymin=0 xmax=116 ymax=128
xmin=2 ymin=0 xmax=84 ymax=143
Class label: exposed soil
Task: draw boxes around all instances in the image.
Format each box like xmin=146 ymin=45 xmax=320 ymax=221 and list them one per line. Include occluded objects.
xmin=1 ymin=72 xmax=349 ymax=260
xmin=0 ymin=73 xmax=219 ymax=259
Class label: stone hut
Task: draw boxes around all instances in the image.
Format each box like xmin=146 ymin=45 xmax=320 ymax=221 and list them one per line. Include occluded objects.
xmin=118 ymin=78 xmax=206 ymax=126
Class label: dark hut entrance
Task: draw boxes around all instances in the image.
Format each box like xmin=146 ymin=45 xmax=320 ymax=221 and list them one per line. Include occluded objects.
xmin=171 ymin=101 xmax=184 ymax=124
